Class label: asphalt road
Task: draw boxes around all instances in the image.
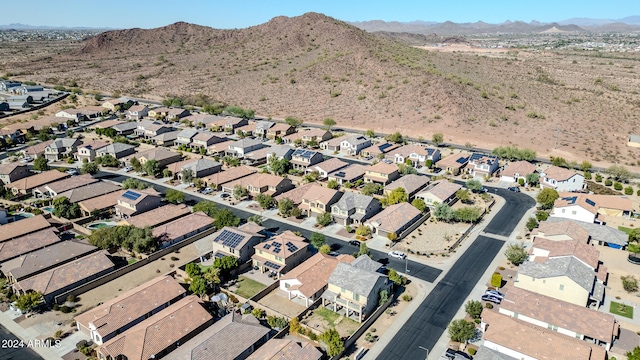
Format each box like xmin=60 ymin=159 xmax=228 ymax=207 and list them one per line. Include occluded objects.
xmin=0 ymin=324 xmax=43 ymax=360
xmin=482 ymin=187 xmax=536 ymax=237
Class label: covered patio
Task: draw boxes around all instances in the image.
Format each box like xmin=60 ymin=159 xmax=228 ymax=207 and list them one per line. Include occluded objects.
xmin=321 ymin=289 xmax=364 ymax=323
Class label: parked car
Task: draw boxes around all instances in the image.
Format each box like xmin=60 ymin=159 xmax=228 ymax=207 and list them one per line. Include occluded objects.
xmin=485 ymin=289 xmax=505 ymax=299
xmin=123 ymin=166 xmax=133 ymax=172
xmin=481 ymin=294 xmax=501 ymax=304
xmin=21 ymin=156 xmax=33 ymax=163
xmin=349 ymin=240 xmax=361 ymax=247
xmin=507 ymin=186 xmax=520 ymax=192
xmin=201 ymin=187 xmax=213 ymax=195
xmin=66 ymin=169 xmax=78 ymax=176
xmin=446 ymin=349 xmax=473 ymax=360
xmin=328 ymin=251 xmax=340 ymax=257
xmin=220 ymin=193 xmax=231 ymax=199
xmin=388 ymin=251 xmax=407 ymax=259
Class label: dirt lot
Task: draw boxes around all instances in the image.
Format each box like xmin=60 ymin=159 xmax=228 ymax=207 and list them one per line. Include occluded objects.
xmin=258 ymin=290 xmax=306 ymax=319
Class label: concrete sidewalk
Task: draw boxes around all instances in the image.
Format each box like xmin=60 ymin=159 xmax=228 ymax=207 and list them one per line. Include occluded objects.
xmin=0 ymin=311 xmax=63 ymax=360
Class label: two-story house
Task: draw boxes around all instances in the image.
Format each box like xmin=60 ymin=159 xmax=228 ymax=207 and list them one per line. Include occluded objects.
xmin=127 ymin=148 xmax=182 ymax=168
xmin=331 ymin=192 xmax=382 ymax=226
xmin=283 ymin=128 xmax=333 ymax=145
xmin=44 ymin=138 xmax=82 ymax=161
xmin=211 ymin=226 xmax=265 ymax=264
xmin=290 ymin=149 xmax=324 ymax=171
xmin=365 ymin=202 xmax=423 ymax=238
xmin=166 ymin=108 xmax=190 ymax=121
xmin=169 ymin=158 xmax=222 ymax=181
xmin=266 ymin=123 xmax=294 ymax=140
xmin=101 ymin=97 xmax=134 ymax=111
xmin=305 ymin=157 xmax=349 ymax=179
xmin=360 ymin=141 xmax=400 ymax=158
xmin=223 ymin=117 xmax=249 ymax=133
xmin=363 ymin=162 xmax=400 ymax=185
xmin=500 ymin=160 xmax=537 ymax=185
xmin=550 ymin=193 xmax=633 ymax=224
xmin=437 ymin=154 xmax=470 ymax=175
xmin=327 ymin=164 xmax=368 ymax=185
xmin=265 ymin=145 xmax=294 ymax=162
xmin=251 ymin=231 xmax=310 ymax=278
xmin=111 ymin=121 xmax=139 ymax=136
xmin=95 ymin=143 xmax=136 ymax=160
xmin=175 ymin=128 xmax=199 ymax=147
xmin=0 ymin=163 xmax=30 ymax=185
xmin=77 ymin=140 xmax=109 ymax=162
xmin=540 ymin=165 xmax=585 ymax=192
xmin=134 ymin=120 xmax=159 ymax=137
xmin=222 ymin=173 xmax=293 ymax=198
xmin=226 ymin=138 xmax=264 ymax=158
xmin=299 ymin=185 xmax=343 ymax=217
xmin=191 ymin=132 xmax=225 ymax=151
xmin=391 ymin=144 xmax=441 ymax=167
xmin=340 ymin=135 xmax=372 ymax=156
xmin=321 ymin=261 xmax=391 ymax=322
xmin=143 ymin=123 xmax=175 ymax=139
xmin=75 ymin=275 xmax=187 ymax=345
xmin=114 ymin=188 xmax=162 ymax=218
xmin=467 ymin=153 xmax=499 ymax=178
xmin=125 ymin=105 xmax=149 ymax=120
xmin=253 ymin=120 xmax=275 ymax=138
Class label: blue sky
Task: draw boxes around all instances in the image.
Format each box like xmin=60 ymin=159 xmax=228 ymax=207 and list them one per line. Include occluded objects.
xmin=4 ymin=0 xmax=639 ymax=29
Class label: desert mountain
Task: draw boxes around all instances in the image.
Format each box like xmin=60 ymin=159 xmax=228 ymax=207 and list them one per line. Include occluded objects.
xmin=5 ymin=12 xmax=640 ymax=167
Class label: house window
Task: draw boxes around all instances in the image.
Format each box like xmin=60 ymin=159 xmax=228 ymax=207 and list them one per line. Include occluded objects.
xmin=571 ymin=210 xmax=577 ymax=215
xmin=561 ymin=209 xmax=566 ymax=213
xmin=341 ymin=287 xmax=346 ymax=293
xmin=275 ymin=256 xmax=283 ymax=262
xmin=354 ymin=293 xmax=360 ymax=301
xmin=285 ymin=283 xmax=290 ymax=289
xmin=559 ymin=284 xmax=564 ymax=291
xmin=258 ymin=250 xmax=263 ymax=255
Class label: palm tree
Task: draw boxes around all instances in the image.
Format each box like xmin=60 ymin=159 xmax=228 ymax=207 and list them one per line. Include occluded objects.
xmin=203 ymin=267 xmax=222 ymax=292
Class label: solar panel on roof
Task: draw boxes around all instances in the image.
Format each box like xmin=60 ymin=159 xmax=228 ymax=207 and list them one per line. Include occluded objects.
xmin=585 ymin=198 xmax=596 ymax=206
xmin=286 ymin=241 xmax=298 ymax=252
xmin=334 ymin=171 xmax=346 ymax=178
xmin=273 ymin=248 xmax=280 ymax=253
xmin=214 ymin=252 xmax=227 ymax=259
xmin=456 ymin=157 xmax=469 ymax=164
xmin=263 ymin=244 xmax=271 ymax=250
xmin=264 ymin=261 xmax=281 ymax=270
xmin=379 ymin=143 xmax=392 ymax=151
xmin=470 ymin=153 xmax=484 ymax=161
xmin=216 ymin=230 xmax=245 ymax=248
xmin=122 ymin=190 xmax=141 ymax=201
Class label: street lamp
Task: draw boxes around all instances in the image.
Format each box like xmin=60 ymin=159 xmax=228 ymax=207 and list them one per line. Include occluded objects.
xmin=418 ymin=346 xmax=429 ymax=359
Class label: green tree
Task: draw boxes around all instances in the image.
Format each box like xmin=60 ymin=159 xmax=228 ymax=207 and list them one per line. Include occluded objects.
xmin=289 ymin=317 xmax=302 ymax=334
xmin=213 ymin=255 xmax=239 ymax=277
xmin=165 ymin=189 xmax=185 ymax=204
xmin=15 ymin=291 xmax=42 ymax=312
xmin=310 ymin=232 xmax=326 ymax=249
xmin=268 ymin=156 xmax=290 ymax=176
xmin=100 ymin=154 xmax=120 ymax=167
xmin=278 ymin=198 xmax=294 ymax=217
xmin=361 ymin=183 xmax=382 ymax=196
xmin=448 ymin=319 xmax=476 ymax=343
xmin=189 ymin=276 xmax=207 ymax=297
xmin=434 ymin=203 xmax=454 ymax=222
xmin=465 ymin=179 xmax=482 ymax=192
xmin=290 ymin=207 xmax=303 ymax=219
xmin=385 ymin=132 xmax=403 ymax=144
xmin=580 ymin=160 xmax=592 ymax=172
xmin=130 ymin=157 xmax=142 ymax=172
xmin=526 ymin=217 xmax=539 ymax=231
xmin=142 ymin=159 xmax=161 ymax=177
xmin=327 ymin=179 xmax=339 ymax=190
xmin=181 ymin=168 xmax=194 ymax=183
xmin=551 ymin=156 xmax=569 ymax=168
xmin=162 ymin=168 xmax=173 ymax=178
xmin=247 ymin=214 xmax=263 ymax=225
xmin=122 ymin=178 xmax=148 ymax=190
xmin=432 ymin=132 xmax=444 ymax=146
xmin=505 ymin=243 xmax=528 ymax=265
xmin=366 ymin=129 xmax=376 ymax=137
xmin=321 ymin=329 xmax=344 ymax=356
xmin=455 ymin=189 xmax=471 ymax=203
xmin=323 ymin=118 xmax=336 ymax=130
xmin=356 ymin=242 xmax=371 ymax=258
xmin=388 ymin=269 xmax=407 ymax=286
xmin=33 ymin=157 xmax=49 ymax=171
xmin=255 ymin=193 xmax=274 ymax=209
xmin=285 ymin=117 xmax=303 ymax=128
xmin=319 ymin=244 xmax=331 ymax=254
xmin=233 ymin=185 xmax=248 ymax=200
xmin=412 ymin=198 xmax=427 ymax=212
xmin=453 ymin=206 xmax=482 ymax=223
xmin=355 ymin=225 xmax=372 ymax=238
xmin=465 ymin=300 xmax=483 ymax=319
xmin=536 ymin=188 xmax=559 ymax=209
xmin=384 ymin=187 xmax=408 ymax=206
xmin=193 ymin=201 xmax=218 ymax=217
xmin=525 ymin=173 xmax=539 ymax=186
xmin=213 ymin=209 xmax=240 ymax=228
xmin=251 ymin=308 xmax=265 ymax=319
xmin=53 ymin=196 xmax=81 ymax=219
xmin=37 ymin=127 xmax=51 ymax=141
xmin=606 ymin=165 xmax=632 ymax=182
xmin=378 ymin=289 xmax=389 ymax=306
xmin=316 ymin=212 xmax=333 ymax=226
xmin=81 ymin=162 xmax=98 ymax=175
xmin=626 ymin=346 xmax=640 ymax=360
xmin=185 ymin=262 xmax=202 ymax=278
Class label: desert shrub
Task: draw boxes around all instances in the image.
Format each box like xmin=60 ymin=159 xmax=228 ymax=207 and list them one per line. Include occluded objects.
xmin=401 ymin=294 xmax=413 ymax=302
xmin=625 ymin=186 xmax=633 ymax=195
xmin=622 ymin=275 xmax=639 ymax=293
xmin=469 ymin=348 xmax=477 ymax=355
xmin=485 ymin=303 xmax=493 ymax=309
xmin=60 ymin=305 xmax=71 ymax=313
xmin=614 ymin=182 xmax=623 ymax=191
xmin=605 ymin=179 xmax=613 ymax=186
xmin=491 ymin=273 xmax=502 ymax=288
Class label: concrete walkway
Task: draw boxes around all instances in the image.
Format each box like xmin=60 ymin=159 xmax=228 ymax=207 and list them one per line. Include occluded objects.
xmin=0 ymin=310 xmax=62 ymax=360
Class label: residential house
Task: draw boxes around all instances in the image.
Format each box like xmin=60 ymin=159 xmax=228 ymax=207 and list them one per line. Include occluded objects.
xmin=9 ymin=170 xmax=70 ymax=195
xmin=235 ymin=123 xmax=256 ymax=137
xmin=148 ymin=107 xmax=171 ymax=119
xmin=328 ymin=164 xmax=367 ymax=185
xmin=320 ymin=134 xmax=347 ymax=152
xmin=111 ymin=121 xmax=138 ymax=136
xmin=363 ymin=162 xmax=400 ymax=185
xmin=437 ymin=154 xmax=469 ymax=175
xmin=168 ymin=158 xmax=222 ymax=181
xmin=117 ymin=204 xmax=191 ymax=228
xmin=133 ymin=120 xmax=160 ymax=137
xmin=499 ymin=287 xmax=618 ymax=351
xmin=44 ymin=138 xmax=82 ymax=161
xmin=91 ymin=119 xmax=123 ymax=130
xmin=246 ymin=339 xmax=322 ymax=360
xmin=175 ymin=128 xmax=199 ymax=147
xmin=152 ymin=212 xmax=213 ymax=248
xmin=142 ymin=123 xmax=175 ymax=139
xmin=0 ymin=214 xmax=52 ymax=243
xmin=33 ymin=174 xmax=98 ymax=199
xmin=0 ymin=228 xmax=62 ymax=263
xmin=529 ymin=237 xmax=608 ymax=282
xmin=13 ymin=250 xmax=114 ymax=304
xmin=203 ymin=166 xmax=256 ymax=190
xmin=191 ymin=131 xmax=225 ymax=150
xmin=211 ymin=226 xmax=265 ymax=263
xmin=226 ymin=138 xmax=264 ymax=158
xmin=1 ymin=240 xmax=98 ymax=284
xmin=96 ymin=296 xmax=213 ymax=360
xmin=207 ymin=139 xmax=235 ymax=157
xmin=56 ymin=182 xmax=121 ymax=204
xmin=500 ymin=160 xmax=537 ymax=185
xmin=306 ymin=157 xmax=348 ymax=179
xmin=95 ymin=142 xmax=136 ymax=160
xmin=340 ymin=135 xmax=372 ymax=156
xmin=391 ymin=144 xmax=441 ymax=167
xmin=252 ymin=231 xmax=310 ymax=277
xmin=166 ymin=108 xmax=190 ymax=121
xmin=244 ymin=147 xmax=272 ymax=166
xmin=322 ymin=261 xmax=391 ymax=322
xmin=550 ymin=192 xmax=633 ymax=224
xmin=0 ymin=163 xmax=29 ymax=185
xmin=265 ymin=145 xmax=294 ymax=162
xmin=15 ymin=85 xmax=44 ymax=94
xmin=283 ymin=128 xmax=332 ymax=144
xmin=253 ymin=120 xmax=275 ymax=138
xmin=266 ymin=123 xmax=294 ymax=140
xmin=165 ymin=312 xmax=269 ymax=360
xmin=101 ymin=97 xmax=134 ymax=111
xmin=126 ymin=147 xmax=182 ymax=168
xmin=125 ymin=105 xmax=148 ymax=120
xmin=114 ymin=188 xmax=162 ymax=218
xmin=360 ymin=141 xmax=400 ymax=158
xmin=365 ymin=202 xmax=422 ymax=238
xmin=183 ymin=114 xmax=223 ymax=129
xmin=299 ymin=185 xmax=342 ymax=217
xmin=628 ymin=134 xmax=640 ymax=148
xmin=77 ymin=140 xmax=109 ymax=162
xmin=383 ymin=174 xmax=430 ymax=200
xmin=55 ymin=106 xmax=103 ymax=121
xmin=540 ymin=166 xmax=585 ymax=192
xmin=0 ymin=80 xmax=21 ymax=91
xmin=331 ymin=192 xmax=382 ymax=226
xmin=78 ymin=190 xmax=126 ymax=217
xmin=0 ymin=129 xmax=25 ymax=145
xmin=532 ymin=219 xmax=591 ymax=243
xmin=467 ymin=153 xmax=499 ymax=178
xmin=274 ymin=183 xmax=316 ymax=208
xmin=223 ymin=117 xmax=249 ymax=132
xmin=75 ymin=275 xmax=187 ymax=345
xmin=222 ymin=172 xmax=293 ymax=197
xmin=7 ymin=99 xmax=30 ymax=110
xmin=290 ymin=149 xmax=324 ymax=171
xmin=541 ymin=217 xmax=628 ymax=249
xmin=480 ymin=310 xmax=607 ymax=360
xmin=415 ymin=180 xmax=462 ymax=208
xmin=280 ymin=253 xmax=355 ymax=307
xmin=152 ymin=130 xmax=181 ymax=147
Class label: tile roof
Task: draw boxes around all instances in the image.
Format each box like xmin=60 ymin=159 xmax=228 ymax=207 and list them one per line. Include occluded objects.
xmin=274 ymin=183 xmax=316 ymax=206
xmin=281 ymin=253 xmax=354 ymax=298
xmin=36 ymin=173 xmax=98 ymax=195
xmin=482 ymin=310 xmax=606 ymax=360
xmin=333 ymin=192 xmax=379 ymax=212
xmin=328 ymin=262 xmax=387 ymax=298
xmin=132 ymin=147 xmax=181 ymax=162
xmin=78 ymin=140 xmax=109 ymax=151
xmin=268 ymin=123 xmax=292 ymax=133
xmin=366 ymin=202 xmax=422 ymax=234
xmin=328 ymin=164 xmax=367 ymax=182
xmin=553 ymin=192 xmax=633 ymax=214
xmin=518 ymin=256 xmax=595 ymax=293
xmin=350 ymin=255 xmax=383 ymax=273
xmin=207 ymin=139 xmax=235 ymax=153
xmin=74 ymin=275 xmax=187 ymax=338
xmin=0 ymin=214 xmax=52 ymax=242
xmin=342 ymin=135 xmax=370 ymax=146
xmin=237 ymin=222 xmax=266 ymax=234
xmin=79 ymin=190 xmax=126 ymax=213
xmin=530 ymin=238 xmax=600 ymax=269
xmin=501 ymin=160 xmax=536 ymax=178
xmin=230 ymin=137 xmax=262 ymax=149
xmin=223 ymin=172 xmax=287 ymax=190
xmin=56 ymin=181 xmax=121 ymax=203
xmin=533 ymin=219 xmax=591 ymax=243
xmin=94 ymin=119 xmax=124 ymax=129
xmin=116 ymin=187 xmax=161 ymax=206
xmin=246 ymin=339 xmax=322 ymax=360
xmin=98 ymin=296 xmax=212 ymax=360
xmin=165 ymin=312 xmax=269 ymax=360
xmin=310 ymin=157 xmax=348 ymax=174
xmin=11 ymin=170 xmax=70 ymax=192
xmin=0 ymin=162 xmax=26 ymax=175
xmin=192 ymin=131 xmax=219 ymax=142
xmin=119 ymin=204 xmax=190 ymax=228
xmin=543 ymin=165 xmax=578 ymax=181
xmin=22 ymin=139 xmax=54 ymax=156
xmin=212 ymin=226 xmax=262 ymax=250
xmin=501 ymin=287 xmax=617 ymax=344
xmin=96 ymin=142 xmax=136 ymax=155
xmin=264 ymin=144 xmax=293 ymax=158
xmin=177 ymin=129 xmax=199 ymax=139
xmin=301 ymin=185 xmax=341 ymax=206
xmin=543 ymin=217 xmax=628 ymax=246
xmin=166 ymin=158 xmax=198 ymax=174
xmin=203 ymin=166 xmax=256 ymax=186
xmin=152 ymin=212 xmax=213 ymax=244
xmin=1 ymin=240 xmax=97 ymax=281
xmin=437 ymin=154 xmax=470 ymax=168
xmin=254 ymin=231 xmax=307 ymax=259
xmin=323 ymin=134 xmax=347 ymax=147
xmin=366 ymin=161 xmax=398 ymax=175
xmin=112 ymin=121 xmax=139 ymax=132
xmin=15 ymin=250 xmax=113 ymax=296
xmin=127 ymin=105 xmax=147 ymax=113
xmin=417 ymin=180 xmax=461 ymax=202
xmin=0 ymin=228 xmax=61 ymax=262
xmin=361 ymin=141 xmax=399 ymax=155
xmin=384 ymin=174 xmax=430 ymax=195
xmin=152 ymin=130 xmax=180 ymax=143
